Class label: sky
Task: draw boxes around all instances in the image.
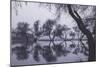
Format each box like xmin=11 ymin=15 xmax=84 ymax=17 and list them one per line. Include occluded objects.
xmin=11 ymin=1 xmax=77 ymax=30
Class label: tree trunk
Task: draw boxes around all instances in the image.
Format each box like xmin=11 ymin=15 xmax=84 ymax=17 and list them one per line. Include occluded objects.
xmin=67 ymin=5 xmax=96 ymax=61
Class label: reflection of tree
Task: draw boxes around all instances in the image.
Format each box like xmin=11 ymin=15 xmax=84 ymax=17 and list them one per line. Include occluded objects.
xmin=41 ymin=45 xmax=57 ymax=62
xmin=52 ymin=41 xmax=70 ymax=57
xmin=33 ymin=44 xmax=42 ymax=62
xmin=12 ymin=46 xmax=29 ymax=60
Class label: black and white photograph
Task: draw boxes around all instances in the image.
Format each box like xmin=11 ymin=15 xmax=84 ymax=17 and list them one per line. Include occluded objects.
xmin=10 ymin=0 xmax=96 ymax=66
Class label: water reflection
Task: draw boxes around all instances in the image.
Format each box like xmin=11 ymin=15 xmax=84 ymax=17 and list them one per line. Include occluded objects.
xmin=11 ymin=39 xmax=88 ymax=63
xmin=12 ymin=46 xmax=30 ymax=60
xmin=11 ymin=21 xmax=88 ymax=64
xmin=41 ymin=45 xmax=57 ymax=62
xmin=33 ymin=44 xmax=42 ymax=62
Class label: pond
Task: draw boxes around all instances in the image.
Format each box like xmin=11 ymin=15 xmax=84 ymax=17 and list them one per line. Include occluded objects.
xmin=11 ymin=40 xmax=88 ymax=66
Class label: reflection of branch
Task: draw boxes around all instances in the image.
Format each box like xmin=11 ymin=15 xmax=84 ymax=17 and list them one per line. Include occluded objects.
xmin=51 ymin=41 xmax=56 ymax=47
xmin=80 ymin=41 xmax=88 ymax=51
xmin=80 ymin=33 xmax=84 ymax=41
xmin=49 ymin=41 xmax=52 ymax=47
xmin=29 ymin=43 xmax=34 ymax=53
xmin=80 ymin=33 xmax=88 ymax=51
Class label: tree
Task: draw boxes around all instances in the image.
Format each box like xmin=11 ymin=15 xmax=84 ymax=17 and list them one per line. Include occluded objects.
xmin=67 ymin=5 xmax=96 ymax=61
xmin=52 ymin=24 xmax=69 ymax=40
xmin=15 ymin=22 xmax=34 ymax=47
xmin=42 ymin=19 xmax=56 ymax=40
xmin=34 ymin=20 xmax=40 ymax=36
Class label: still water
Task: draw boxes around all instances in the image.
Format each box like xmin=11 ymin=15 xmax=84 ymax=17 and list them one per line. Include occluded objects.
xmin=11 ymin=41 xmax=88 ymax=65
